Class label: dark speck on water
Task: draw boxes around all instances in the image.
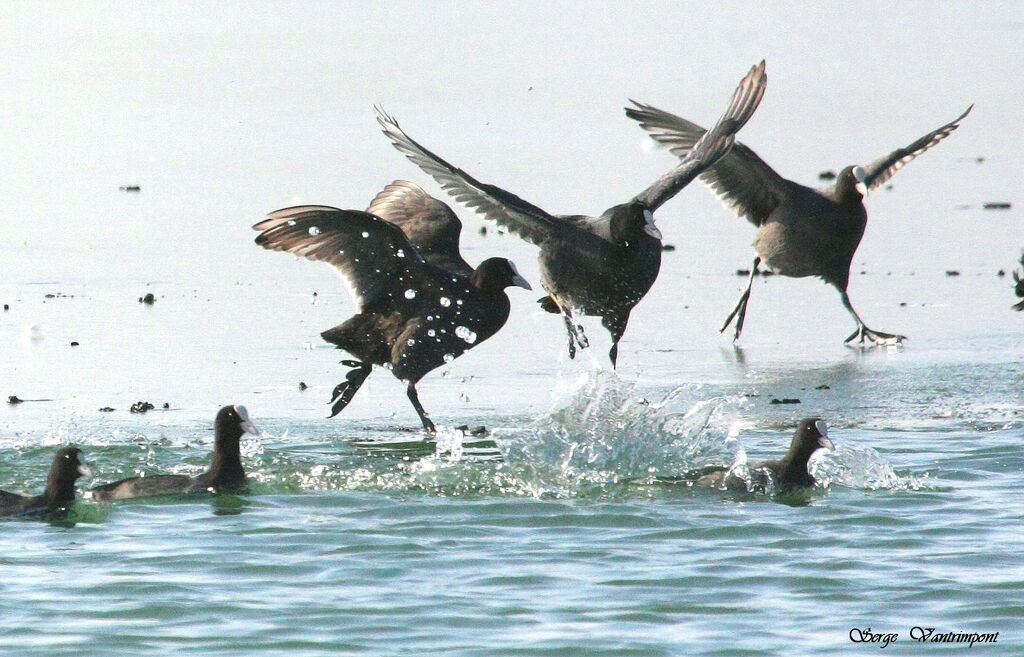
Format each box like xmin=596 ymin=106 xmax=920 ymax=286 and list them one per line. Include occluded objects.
xmin=130 ymin=401 xmax=155 ymax=413
xmin=70 ymin=341 xmax=79 ymax=347
xmin=815 ymin=384 xmax=830 ymax=390
xmin=139 ymin=292 xmax=156 ymax=304
xmin=98 ymin=406 xmax=115 ymax=412
xmin=120 ymin=185 xmax=141 ymax=192
xmin=946 ymin=270 xmax=961 ymax=277
xmin=770 ymin=398 xmax=801 ymax=405
xmin=997 ymin=269 xmax=1006 ymax=277
xmin=8 ymin=395 xmax=23 ymax=404
xmin=298 ymin=382 xmax=308 ymax=391
xmin=818 ymin=169 xmax=836 ymax=180
xmin=661 ymin=243 xmax=676 ymax=252
xmin=983 ymin=202 xmax=1012 ymax=210
xmin=478 ymin=225 xmax=488 ymax=236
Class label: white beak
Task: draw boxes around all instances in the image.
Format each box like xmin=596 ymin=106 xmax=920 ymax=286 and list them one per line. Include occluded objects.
xmin=815 ymin=419 xmax=835 ymax=450
xmin=234 ymin=404 xmax=260 ymax=435
xmin=509 ymin=261 xmax=533 ymax=290
xmin=852 ymin=166 xmax=869 ymax=196
xmin=642 ymin=209 xmax=663 ymax=240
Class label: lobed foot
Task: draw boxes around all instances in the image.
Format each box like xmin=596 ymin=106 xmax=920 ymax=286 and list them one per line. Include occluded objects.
xmin=844 ymin=326 xmax=906 ymax=346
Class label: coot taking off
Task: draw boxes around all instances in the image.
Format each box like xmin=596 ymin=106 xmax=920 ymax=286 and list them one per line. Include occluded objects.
xmin=254 ymin=184 xmax=531 ymax=433
xmin=1012 ymin=251 xmax=1024 ymax=311
xmin=87 ymin=405 xmax=258 ymax=501
xmin=697 ymin=418 xmax=835 ymax=492
xmin=627 ymin=100 xmax=972 ymax=345
xmin=0 ymin=446 xmax=91 ymax=517
xmin=376 ymin=62 xmax=767 ymax=366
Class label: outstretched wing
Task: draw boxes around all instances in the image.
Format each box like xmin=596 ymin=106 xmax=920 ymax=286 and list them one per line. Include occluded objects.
xmin=632 ymin=61 xmax=768 ymax=212
xmin=626 ymin=74 xmax=787 ymax=225
xmin=366 ymin=180 xmax=472 ymax=276
xmin=254 ymin=206 xmax=427 ymax=311
xmin=376 ymin=107 xmax=566 ymax=246
xmin=856 ymin=105 xmax=973 ymax=193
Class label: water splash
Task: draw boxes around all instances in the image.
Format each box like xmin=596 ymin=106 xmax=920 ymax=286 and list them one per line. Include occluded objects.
xmin=494 ymin=370 xmax=742 ymax=498
xmin=812 ymin=445 xmax=926 ymax=491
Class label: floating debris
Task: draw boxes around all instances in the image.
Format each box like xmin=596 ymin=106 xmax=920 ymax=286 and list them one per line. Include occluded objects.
xmin=298 ymin=381 xmax=308 ymax=391
xmin=478 ymin=225 xmax=488 ymax=236
xmin=983 ymin=202 xmax=1011 ymax=210
xmin=98 ymin=406 xmax=115 ymax=412
xmin=2 ymin=304 xmax=8 ymax=311
xmin=138 ymin=292 xmax=156 ymax=304
xmin=130 ymin=401 xmax=155 ymax=413
xmin=770 ymin=398 xmax=801 ymax=405
xmin=8 ymin=395 xmax=23 ymax=404
xmin=815 ymin=384 xmax=831 ymax=390
xmin=661 ymin=243 xmax=677 ymax=252
xmin=162 ymin=402 xmax=170 ymax=409
xmin=70 ymin=341 xmax=79 ymax=347
xmin=818 ymin=170 xmax=837 ymax=180
xmin=945 ymin=270 xmax=961 ymax=277
xmin=997 ymin=270 xmax=1006 ymax=277
xmin=120 ymin=185 xmax=141 ymax=192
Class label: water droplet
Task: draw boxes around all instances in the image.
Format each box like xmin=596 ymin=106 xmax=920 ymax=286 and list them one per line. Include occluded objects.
xmin=361 ymin=231 xmax=370 ymax=238
xmin=308 ymin=226 xmax=321 ymax=236
xmin=455 ymin=326 xmax=478 ymax=344
xmin=404 ymin=289 xmax=417 ymax=299
xmin=456 ymin=299 xmax=464 ymax=305
xmin=407 ymin=338 xmax=416 ymax=346
xmin=287 ymin=220 xmax=296 ymax=226
xmin=443 ymin=353 xmax=455 ymax=363
xmin=396 ymin=249 xmax=405 ymax=258
xmin=439 ymin=297 xmax=452 ymax=307
xmin=427 ymin=329 xmax=436 ymax=337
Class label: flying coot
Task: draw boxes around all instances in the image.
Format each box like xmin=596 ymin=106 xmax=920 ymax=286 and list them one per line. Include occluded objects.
xmin=376 ymin=62 xmax=767 ymax=366
xmin=626 ymin=99 xmax=971 ymax=345
xmin=254 ymin=184 xmax=532 ymax=434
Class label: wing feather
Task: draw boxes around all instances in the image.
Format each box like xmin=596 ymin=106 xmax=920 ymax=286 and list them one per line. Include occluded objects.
xmin=376 ymin=107 xmax=565 ymax=246
xmin=254 ymin=207 xmax=426 ymax=311
xmin=858 ymin=105 xmax=973 ymax=192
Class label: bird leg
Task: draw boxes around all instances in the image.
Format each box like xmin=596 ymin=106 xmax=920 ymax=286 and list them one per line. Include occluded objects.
xmin=840 ymin=292 xmax=906 ymax=346
xmin=328 ymin=360 xmax=372 ymax=418
xmin=720 ymin=256 xmax=761 ymax=341
xmin=557 ymin=304 xmax=589 ymax=359
xmin=406 ymin=383 xmax=436 ymax=436
xmin=601 ymin=311 xmax=630 ymax=369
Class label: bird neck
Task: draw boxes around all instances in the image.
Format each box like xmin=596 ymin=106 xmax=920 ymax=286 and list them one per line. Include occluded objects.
xmin=45 ymin=475 xmax=76 ymax=509
xmin=210 ymin=450 xmax=245 ymax=486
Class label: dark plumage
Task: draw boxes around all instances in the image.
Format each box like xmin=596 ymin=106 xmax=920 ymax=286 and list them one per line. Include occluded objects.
xmin=253 ymin=183 xmax=532 ymax=433
xmin=627 ymin=100 xmax=972 ymax=344
xmin=1012 ymin=251 xmax=1024 ymax=312
xmin=376 ymin=62 xmax=767 ymax=366
xmin=696 ymin=418 xmax=835 ymax=493
xmin=0 ymin=446 xmax=91 ymax=517
xmin=87 ymin=405 xmax=258 ymax=501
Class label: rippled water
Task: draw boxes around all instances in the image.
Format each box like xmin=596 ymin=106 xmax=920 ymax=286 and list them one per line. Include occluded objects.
xmin=2 ymin=2 xmax=1023 ymax=656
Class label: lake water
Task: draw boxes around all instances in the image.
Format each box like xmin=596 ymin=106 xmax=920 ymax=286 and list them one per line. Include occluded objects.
xmin=1 ymin=2 xmax=1022 ymax=655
